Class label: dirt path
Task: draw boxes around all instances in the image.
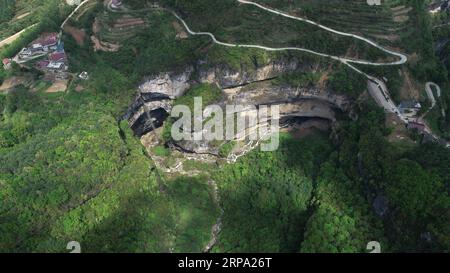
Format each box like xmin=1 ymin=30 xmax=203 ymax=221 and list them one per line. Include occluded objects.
xmin=0 ymin=24 xmax=37 ymax=48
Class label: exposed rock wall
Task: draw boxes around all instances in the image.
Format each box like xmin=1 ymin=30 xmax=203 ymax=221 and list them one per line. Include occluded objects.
xmin=138 ymin=67 xmax=194 ymax=98
xmin=198 ymin=57 xmax=307 ymax=88
xmin=123 ymin=57 xmax=352 ymax=155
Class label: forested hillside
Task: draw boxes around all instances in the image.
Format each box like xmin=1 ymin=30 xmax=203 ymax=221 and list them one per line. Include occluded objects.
xmin=0 ymin=0 xmax=449 ymax=253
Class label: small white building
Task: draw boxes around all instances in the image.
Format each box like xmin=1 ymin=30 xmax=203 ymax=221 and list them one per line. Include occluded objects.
xmin=32 ymin=43 xmax=42 ymax=50
xmin=19 ymin=48 xmax=33 ymax=57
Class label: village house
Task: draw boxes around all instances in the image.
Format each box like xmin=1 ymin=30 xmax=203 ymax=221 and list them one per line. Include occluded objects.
xmin=18 ymin=33 xmax=60 ymax=60
xmin=47 ymin=62 xmax=64 ymax=70
xmin=49 ymin=52 xmax=66 ymax=62
xmin=2 ymin=58 xmax=12 ymax=70
xmin=33 ymin=32 xmax=59 ymax=52
xmin=47 ymin=51 xmax=67 ymax=70
xmin=19 ymin=47 xmax=34 ymax=57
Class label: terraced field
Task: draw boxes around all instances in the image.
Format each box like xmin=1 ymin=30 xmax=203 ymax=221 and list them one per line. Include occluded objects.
xmin=257 ymin=0 xmax=411 ymax=47
xmin=163 ymin=0 xmax=403 ymax=63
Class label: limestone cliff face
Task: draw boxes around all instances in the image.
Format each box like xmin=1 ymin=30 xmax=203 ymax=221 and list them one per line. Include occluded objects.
xmin=138 ymin=67 xmax=194 ymax=99
xmin=136 ymin=56 xmax=307 ymax=97
xmin=127 ymin=57 xmax=309 ymax=137
xmin=224 ymin=82 xmax=350 ymax=112
xmin=168 ymin=81 xmax=349 ymax=156
xmin=198 ymin=58 xmax=304 ymax=88
xmin=124 ymin=57 xmax=353 ymax=159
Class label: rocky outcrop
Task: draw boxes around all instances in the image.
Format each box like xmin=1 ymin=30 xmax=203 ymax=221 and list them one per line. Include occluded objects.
xmin=123 ymin=56 xmax=353 ymax=162
xmin=122 ymin=92 xmax=172 ymax=137
xmin=138 ymin=67 xmax=194 ymax=98
xmin=124 ymin=69 xmax=195 ymax=137
xmin=170 ymin=82 xmax=348 ymax=156
xmin=224 ymin=81 xmax=350 ymax=111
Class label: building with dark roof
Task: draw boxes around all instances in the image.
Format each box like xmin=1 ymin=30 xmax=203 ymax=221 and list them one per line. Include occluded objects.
xmin=49 ymin=52 xmax=66 ymax=62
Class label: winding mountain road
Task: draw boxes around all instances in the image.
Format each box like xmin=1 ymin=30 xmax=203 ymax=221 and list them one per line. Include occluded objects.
xmin=172 ymin=6 xmax=407 ymax=67
xmin=237 ymin=0 xmax=407 ymax=66
xmin=172 ymin=0 xmax=409 ymax=121
xmin=425 ymin=82 xmax=446 ymax=119
xmin=425 ymin=82 xmax=439 ymax=109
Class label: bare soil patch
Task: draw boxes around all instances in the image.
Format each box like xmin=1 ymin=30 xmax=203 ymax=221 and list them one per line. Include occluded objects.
xmin=385 ymin=113 xmax=413 ymax=143
xmin=399 ymin=68 xmax=421 ymax=100
xmin=65 ymin=25 xmax=86 ymax=46
xmin=173 ymin=21 xmax=188 ymax=39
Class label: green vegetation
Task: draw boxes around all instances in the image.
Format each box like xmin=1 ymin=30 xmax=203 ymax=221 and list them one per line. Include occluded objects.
xmin=152 ymin=145 xmax=171 ymax=157
xmin=1 ymin=0 xmax=449 ymax=253
xmin=431 ymin=7 xmax=450 ymax=139
xmin=213 ymin=133 xmax=332 ymax=252
xmin=64 ymin=8 xmax=208 ymax=83
xmin=218 ymin=141 xmax=235 ymax=158
xmin=0 ymin=2 xmax=221 ymax=252
xmin=162 ymin=83 xmax=223 ymax=142
xmin=273 ymin=71 xmax=321 ymax=88
xmin=211 ymin=102 xmax=450 ymax=253
xmin=204 ymin=46 xmax=274 ymax=72
xmin=328 ymin=64 xmax=367 ymax=98
xmin=258 ymin=0 xmax=402 ymax=44
xmin=0 ymin=81 xmax=219 ymax=253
